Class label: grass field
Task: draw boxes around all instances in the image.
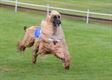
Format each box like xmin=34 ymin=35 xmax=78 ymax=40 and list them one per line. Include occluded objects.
xmin=0 ymin=8 xmax=112 ymax=80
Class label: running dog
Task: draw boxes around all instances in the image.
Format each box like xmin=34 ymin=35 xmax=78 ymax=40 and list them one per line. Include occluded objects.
xmin=32 ymin=11 xmax=71 ymax=70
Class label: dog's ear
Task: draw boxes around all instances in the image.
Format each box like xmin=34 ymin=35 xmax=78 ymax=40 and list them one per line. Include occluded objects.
xmin=49 ymin=11 xmax=51 ymax=13
xmin=46 ymin=11 xmax=51 ymax=19
xmin=48 ymin=11 xmax=51 ymax=16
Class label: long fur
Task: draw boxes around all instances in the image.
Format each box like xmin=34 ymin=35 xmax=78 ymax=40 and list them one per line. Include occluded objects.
xmin=17 ymin=26 xmax=36 ymax=52
xmin=17 ymin=11 xmax=71 ymax=70
xmin=32 ymin=11 xmax=71 ymax=70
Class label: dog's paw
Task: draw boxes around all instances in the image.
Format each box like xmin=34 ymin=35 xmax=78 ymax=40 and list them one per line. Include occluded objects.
xmin=65 ymin=66 xmax=70 ymax=70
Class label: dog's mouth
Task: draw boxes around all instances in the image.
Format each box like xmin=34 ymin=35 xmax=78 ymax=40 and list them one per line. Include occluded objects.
xmin=52 ymin=15 xmax=61 ymax=27
xmin=53 ymin=20 xmax=61 ymax=27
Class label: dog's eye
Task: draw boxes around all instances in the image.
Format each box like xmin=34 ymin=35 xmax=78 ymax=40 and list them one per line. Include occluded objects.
xmin=58 ymin=16 xmax=60 ymax=18
xmin=53 ymin=16 xmax=57 ymax=19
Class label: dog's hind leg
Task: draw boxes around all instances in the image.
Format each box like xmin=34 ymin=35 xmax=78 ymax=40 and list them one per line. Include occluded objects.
xmin=17 ymin=41 xmax=26 ymax=51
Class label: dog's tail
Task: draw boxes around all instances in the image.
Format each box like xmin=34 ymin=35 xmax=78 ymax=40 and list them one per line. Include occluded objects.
xmin=24 ymin=26 xmax=28 ymax=31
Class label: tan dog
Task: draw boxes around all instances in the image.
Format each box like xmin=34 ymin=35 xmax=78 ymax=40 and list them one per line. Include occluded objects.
xmin=32 ymin=11 xmax=71 ymax=70
xmin=17 ymin=26 xmax=36 ymax=51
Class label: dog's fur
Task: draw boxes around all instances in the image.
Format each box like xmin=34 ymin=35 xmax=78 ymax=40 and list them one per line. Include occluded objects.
xmin=32 ymin=11 xmax=71 ymax=70
xmin=17 ymin=26 xmax=36 ymax=51
xmin=17 ymin=10 xmax=71 ymax=70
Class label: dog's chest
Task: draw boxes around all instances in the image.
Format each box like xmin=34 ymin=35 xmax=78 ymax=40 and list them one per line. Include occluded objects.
xmin=41 ymin=39 xmax=61 ymax=53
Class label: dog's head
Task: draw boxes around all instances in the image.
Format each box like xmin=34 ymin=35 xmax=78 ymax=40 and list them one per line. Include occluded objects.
xmin=48 ymin=10 xmax=61 ymax=27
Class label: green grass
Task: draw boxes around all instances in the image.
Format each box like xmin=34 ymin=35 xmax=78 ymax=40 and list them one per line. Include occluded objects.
xmin=0 ymin=8 xmax=112 ymax=80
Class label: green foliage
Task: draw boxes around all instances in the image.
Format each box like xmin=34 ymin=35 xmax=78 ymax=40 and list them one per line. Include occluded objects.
xmin=0 ymin=8 xmax=112 ymax=80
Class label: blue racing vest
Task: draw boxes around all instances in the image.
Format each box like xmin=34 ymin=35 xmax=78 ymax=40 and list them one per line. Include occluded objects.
xmin=34 ymin=26 xmax=42 ymax=38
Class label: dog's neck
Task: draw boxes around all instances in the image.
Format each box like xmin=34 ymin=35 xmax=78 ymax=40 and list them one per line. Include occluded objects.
xmin=52 ymin=27 xmax=58 ymax=35
xmin=41 ymin=21 xmax=64 ymax=43
xmin=41 ymin=19 xmax=62 ymax=40
xmin=44 ymin=19 xmax=58 ymax=35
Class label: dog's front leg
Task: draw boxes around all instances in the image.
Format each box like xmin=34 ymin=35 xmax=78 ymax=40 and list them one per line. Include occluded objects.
xmin=32 ymin=40 xmax=39 ymax=64
xmin=32 ymin=48 xmax=38 ymax=64
xmin=63 ymin=51 xmax=71 ymax=70
xmin=53 ymin=50 xmax=70 ymax=70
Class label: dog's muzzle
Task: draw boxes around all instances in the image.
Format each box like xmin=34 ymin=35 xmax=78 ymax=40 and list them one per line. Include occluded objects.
xmin=53 ymin=19 xmax=61 ymax=27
